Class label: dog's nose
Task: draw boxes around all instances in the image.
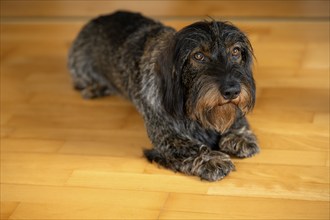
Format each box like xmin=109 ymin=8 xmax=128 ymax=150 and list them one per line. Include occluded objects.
xmin=221 ymin=84 xmax=241 ymax=100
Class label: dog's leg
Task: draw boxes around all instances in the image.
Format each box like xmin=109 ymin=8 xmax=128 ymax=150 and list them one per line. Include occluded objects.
xmin=68 ymin=26 xmax=118 ymax=99
xmin=73 ymin=78 xmax=115 ymax=99
xmin=144 ymin=137 xmax=235 ymax=181
xmin=219 ymin=117 xmax=260 ymax=158
xmin=69 ymin=56 xmax=117 ymax=99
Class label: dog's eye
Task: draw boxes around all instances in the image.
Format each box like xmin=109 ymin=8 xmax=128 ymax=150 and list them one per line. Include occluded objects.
xmin=232 ymin=47 xmax=241 ymax=57
xmin=194 ymin=52 xmax=205 ymax=61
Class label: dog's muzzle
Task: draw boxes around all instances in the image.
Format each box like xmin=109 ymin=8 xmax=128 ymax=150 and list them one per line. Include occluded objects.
xmin=220 ymin=82 xmax=241 ymax=100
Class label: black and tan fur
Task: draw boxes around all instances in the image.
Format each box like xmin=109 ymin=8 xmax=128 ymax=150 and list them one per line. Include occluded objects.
xmin=68 ymin=11 xmax=260 ymax=181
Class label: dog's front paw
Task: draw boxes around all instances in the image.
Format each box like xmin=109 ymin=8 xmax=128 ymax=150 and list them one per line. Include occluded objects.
xmin=189 ymin=150 xmax=235 ymax=181
xmin=220 ymin=129 xmax=260 ymax=158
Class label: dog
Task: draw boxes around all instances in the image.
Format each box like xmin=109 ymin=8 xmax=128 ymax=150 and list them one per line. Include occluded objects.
xmin=68 ymin=11 xmax=260 ymax=181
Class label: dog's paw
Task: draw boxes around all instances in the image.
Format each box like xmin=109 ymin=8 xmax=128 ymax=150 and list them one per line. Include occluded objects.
xmin=189 ymin=151 xmax=235 ymax=181
xmin=220 ymin=129 xmax=260 ymax=158
xmin=79 ymin=84 xmax=114 ymax=99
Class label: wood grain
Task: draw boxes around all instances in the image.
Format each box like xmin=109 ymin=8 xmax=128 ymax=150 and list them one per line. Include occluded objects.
xmin=1 ymin=2 xmax=329 ymax=219
xmin=1 ymin=1 xmax=329 ymax=19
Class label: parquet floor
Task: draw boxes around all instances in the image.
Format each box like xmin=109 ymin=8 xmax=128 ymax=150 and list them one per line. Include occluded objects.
xmin=1 ymin=16 xmax=329 ymax=220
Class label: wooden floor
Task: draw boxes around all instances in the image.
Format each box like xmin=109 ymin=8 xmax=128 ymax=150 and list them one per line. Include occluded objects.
xmin=1 ymin=8 xmax=329 ymax=220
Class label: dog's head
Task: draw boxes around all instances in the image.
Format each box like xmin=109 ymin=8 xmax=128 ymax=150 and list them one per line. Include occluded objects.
xmin=158 ymin=21 xmax=256 ymax=133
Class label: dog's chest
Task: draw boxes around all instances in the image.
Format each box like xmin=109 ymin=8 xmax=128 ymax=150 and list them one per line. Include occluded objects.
xmin=184 ymin=122 xmax=221 ymax=150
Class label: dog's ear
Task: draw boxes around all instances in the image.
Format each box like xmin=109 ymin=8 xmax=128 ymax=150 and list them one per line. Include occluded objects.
xmin=242 ymin=36 xmax=256 ymax=110
xmin=157 ymin=34 xmax=187 ymax=119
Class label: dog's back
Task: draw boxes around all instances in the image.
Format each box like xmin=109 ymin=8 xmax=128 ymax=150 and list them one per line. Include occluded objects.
xmin=89 ymin=11 xmax=157 ymax=49
xmin=68 ymin=11 xmax=165 ymax=99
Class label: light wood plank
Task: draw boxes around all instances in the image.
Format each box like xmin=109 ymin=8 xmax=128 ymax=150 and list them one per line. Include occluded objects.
xmin=0 ymin=202 xmax=19 ymax=220
xmin=1 ymin=138 xmax=63 ymax=153
xmin=1 ymin=152 xmax=147 ymax=185
xmin=59 ymin=140 xmax=148 ymax=157
xmin=10 ymin=203 xmax=159 ymax=220
xmin=232 ymin=149 xmax=328 ymax=166
xmin=1 ymin=184 xmax=168 ymax=210
xmin=2 ymin=1 xmax=328 ymax=18
xmin=65 ymin=164 xmax=329 ymax=200
xmin=163 ymin=193 xmax=330 ymax=219
xmin=66 ymin=170 xmax=211 ymax=194
xmin=159 ymin=211 xmax=229 ymax=220
xmin=255 ymin=133 xmax=329 ymax=151
xmin=8 ymin=128 xmax=149 ymax=142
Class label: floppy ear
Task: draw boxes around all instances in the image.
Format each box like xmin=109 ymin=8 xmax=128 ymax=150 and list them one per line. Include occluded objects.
xmin=242 ymin=35 xmax=256 ymax=110
xmin=156 ymin=36 xmax=186 ymax=118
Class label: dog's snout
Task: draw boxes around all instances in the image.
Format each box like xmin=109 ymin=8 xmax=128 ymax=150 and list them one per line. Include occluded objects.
xmin=221 ymin=83 xmax=241 ymax=100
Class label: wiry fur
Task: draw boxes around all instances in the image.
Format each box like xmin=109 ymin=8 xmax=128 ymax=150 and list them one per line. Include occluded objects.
xmin=68 ymin=11 xmax=260 ymax=181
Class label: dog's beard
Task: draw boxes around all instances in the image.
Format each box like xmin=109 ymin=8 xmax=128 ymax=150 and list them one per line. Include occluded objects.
xmin=188 ymin=83 xmax=252 ymax=133
xmin=204 ymin=103 xmax=237 ymax=133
